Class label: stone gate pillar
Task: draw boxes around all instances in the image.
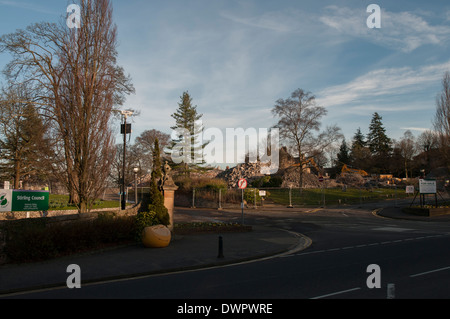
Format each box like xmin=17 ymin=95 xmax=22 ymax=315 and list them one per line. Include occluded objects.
xmin=163 ymin=184 xmax=178 ymax=231
xmin=161 ymin=161 xmax=178 ymax=231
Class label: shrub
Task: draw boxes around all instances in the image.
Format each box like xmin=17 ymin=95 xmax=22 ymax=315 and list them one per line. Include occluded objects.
xmin=134 ymin=211 xmax=160 ymax=240
xmin=244 ymin=188 xmax=262 ymax=204
xmin=175 ymin=177 xmax=227 ymax=192
xmin=146 ymin=175 xmax=170 ymax=226
xmin=0 ymin=214 xmax=136 ymax=263
xmin=251 ymin=176 xmax=283 ymax=188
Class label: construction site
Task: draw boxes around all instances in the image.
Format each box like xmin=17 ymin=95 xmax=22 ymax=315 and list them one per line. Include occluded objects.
xmin=170 ymin=146 xmax=443 ymax=209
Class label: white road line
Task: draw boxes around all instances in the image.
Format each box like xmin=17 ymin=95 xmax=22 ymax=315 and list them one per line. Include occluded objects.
xmin=310 ymin=287 xmax=361 ymax=299
xmin=284 ymin=234 xmax=450 ymax=258
xmin=410 ymin=266 xmax=450 ymax=278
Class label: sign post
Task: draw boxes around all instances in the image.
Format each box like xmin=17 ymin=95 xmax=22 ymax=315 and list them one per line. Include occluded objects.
xmin=319 ymin=176 xmax=325 ymax=208
xmin=419 ymin=179 xmax=437 ymax=207
xmin=238 ymin=178 xmax=248 ymax=225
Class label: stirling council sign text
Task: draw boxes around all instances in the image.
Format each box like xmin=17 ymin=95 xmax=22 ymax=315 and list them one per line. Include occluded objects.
xmin=0 ymin=190 xmax=49 ymax=212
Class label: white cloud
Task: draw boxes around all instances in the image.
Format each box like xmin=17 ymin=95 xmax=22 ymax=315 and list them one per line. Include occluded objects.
xmin=317 ymin=60 xmax=450 ymax=109
xmin=319 ymin=5 xmax=450 ymax=53
xmin=0 ymin=1 xmax=59 ymax=15
xmin=400 ymin=127 xmax=430 ymax=133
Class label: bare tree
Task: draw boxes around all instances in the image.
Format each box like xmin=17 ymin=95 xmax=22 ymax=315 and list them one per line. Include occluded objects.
xmin=397 ymin=130 xmax=416 ymax=178
xmin=434 ymin=71 xmax=450 ymax=169
xmin=135 ymin=129 xmax=171 ymax=174
xmin=272 ymin=89 xmax=328 ymax=191
xmin=0 ymin=0 xmax=134 ymax=213
xmin=417 ymin=130 xmax=438 ymax=153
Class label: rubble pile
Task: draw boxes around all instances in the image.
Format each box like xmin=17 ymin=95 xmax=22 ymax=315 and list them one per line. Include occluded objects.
xmin=217 ymin=164 xmax=325 ymax=189
xmin=280 ymin=167 xmax=321 ymax=188
xmin=335 ymin=173 xmax=364 ymax=187
xmin=216 ymin=162 xmax=265 ymax=188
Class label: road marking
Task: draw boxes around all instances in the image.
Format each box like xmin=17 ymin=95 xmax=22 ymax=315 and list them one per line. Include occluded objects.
xmin=372 ymin=227 xmax=414 ymax=232
xmin=305 ymin=209 xmax=321 ymax=214
xmin=287 ymin=234 xmax=450 ymax=258
xmin=310 ymin=287 xmax=361 ymax=299
xmin=410 ymin=266 xmax=450 ymax=278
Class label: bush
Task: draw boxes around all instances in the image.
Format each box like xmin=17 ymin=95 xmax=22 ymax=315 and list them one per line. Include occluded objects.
xmin=134 ymin=211 xmax=160 ymax=240
xmin=251 ymin=176 xmax=283 ymax=188
xmin=244 ymin=189 xmax=262 ymax=205
xmin=175 ymin=177 xmax=227 ymax=192
xmin=1 ymin=214 xmax=136 ymax=263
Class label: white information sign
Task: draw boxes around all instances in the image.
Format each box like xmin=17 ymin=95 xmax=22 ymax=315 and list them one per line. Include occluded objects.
xmin=0 ymin=189 xmax=12 ymax=212
xmin=405 ymin=186 xmax=415 ymax=194
xmin=419 ymin=179 xmax=437 ymax=194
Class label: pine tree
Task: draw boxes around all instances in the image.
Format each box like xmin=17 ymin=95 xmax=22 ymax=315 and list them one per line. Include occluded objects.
xmin=350 ymin=128 xmax=372 ymax=172
xmin=170 ymin=91 xmax=207 ymax=176
xmin=367 ymin=113 xmax=392 ymax=173
xmin=352 ymin=128 xmax=366 ymax=149
xmin=335 ymin=139 xmax=350 ymax=171
xmin=367 ymin=113 xmax=392 ymax=156
xmin=0 ymin=86 xmax=49 ymax=189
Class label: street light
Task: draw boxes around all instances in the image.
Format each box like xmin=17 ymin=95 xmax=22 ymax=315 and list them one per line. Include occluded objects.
xmin=134 ymin=167 xmax=139 ymax=204
xmin=121 ymin=110 xmax=133 ymax=210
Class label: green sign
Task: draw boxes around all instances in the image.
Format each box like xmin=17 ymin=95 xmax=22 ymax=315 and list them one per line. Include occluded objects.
xmin=1 ymin=190 xmax=50 ymax=212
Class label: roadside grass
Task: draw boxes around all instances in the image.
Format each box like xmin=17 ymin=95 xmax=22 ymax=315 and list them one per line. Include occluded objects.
xmin=174 ymin=222 xmax=252 ymax=235
xmin=48 ymin=194 xmax=119 ymax=211
xmin=266 ymin=187 xmax=411 ymax=206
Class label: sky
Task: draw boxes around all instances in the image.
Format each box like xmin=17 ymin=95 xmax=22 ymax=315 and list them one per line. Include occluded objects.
xmin=1 ymin=0 xmax=450 ymax=152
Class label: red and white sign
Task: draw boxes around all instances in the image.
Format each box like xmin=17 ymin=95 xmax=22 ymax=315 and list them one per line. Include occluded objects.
xmin=318 ymin=176 xmax=324 ymax=183
xmin=238 ymin=178 xmax=248 ymax=189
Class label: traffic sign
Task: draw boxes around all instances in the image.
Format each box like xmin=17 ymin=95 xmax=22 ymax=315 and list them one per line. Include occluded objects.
xmin=238 ymin=178 xmax=248 ymax=189
xmin=318 ymin=176 xmax=324 ymax=183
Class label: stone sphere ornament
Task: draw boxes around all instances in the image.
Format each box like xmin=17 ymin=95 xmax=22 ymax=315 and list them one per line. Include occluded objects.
xmin=142 ymin=225 xmax=171 ymax=248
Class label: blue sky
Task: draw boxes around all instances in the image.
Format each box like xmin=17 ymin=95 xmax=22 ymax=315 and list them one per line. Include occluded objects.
xmin=1 ymin=0 xmax=450 ymax=147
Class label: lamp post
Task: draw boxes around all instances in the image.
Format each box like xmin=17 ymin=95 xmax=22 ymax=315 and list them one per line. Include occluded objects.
xmin=121 ymin=110 xmax=133 ymax=210
xmin=134 ymin=167 xmax=139 ymax=204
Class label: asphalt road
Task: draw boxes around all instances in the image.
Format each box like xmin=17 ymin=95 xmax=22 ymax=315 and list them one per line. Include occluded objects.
xmin=5 ymin=201 xmax=450 ymax=300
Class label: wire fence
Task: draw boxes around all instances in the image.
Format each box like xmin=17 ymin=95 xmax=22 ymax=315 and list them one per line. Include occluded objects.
xmin=100 ymin=184 xmax=450 ymax=209
xmin=174 ymin=186 xmax=425 ymax=209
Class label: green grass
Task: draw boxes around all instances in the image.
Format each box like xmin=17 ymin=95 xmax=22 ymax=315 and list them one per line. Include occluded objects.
xmin=266 ymin=187 xmax=410 ymax=206
xmin=48 ymin=194 xmax=120 ymax=211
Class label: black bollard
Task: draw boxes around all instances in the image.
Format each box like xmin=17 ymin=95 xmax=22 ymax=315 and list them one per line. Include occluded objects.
xmin=218 ymin=236 xmax=224 ymax=258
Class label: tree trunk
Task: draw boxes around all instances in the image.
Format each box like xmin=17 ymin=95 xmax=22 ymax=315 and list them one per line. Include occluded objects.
xmin=13 ymin=158 xmax=20 ymax=189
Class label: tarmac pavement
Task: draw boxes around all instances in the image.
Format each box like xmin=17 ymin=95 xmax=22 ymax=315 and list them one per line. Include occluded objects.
xmin=1 ymin=204 xmax=449 ymax=297
xmin=376 ymin=205 xmax=450 ymax=221
xmin=0 ymin=224 xmax=310 ymax=296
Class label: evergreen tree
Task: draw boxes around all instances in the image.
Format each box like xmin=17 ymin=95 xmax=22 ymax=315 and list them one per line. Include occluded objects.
xmin=152 ymin=138 xmax=162 ymax=180
xmin=170 ymin=91 xmax=207 ymax=176
xmin=335 ymin=139 xmax=350 ymax=171
xmin=148 ymin=138 xmax=169 ymax=226
xmin=350 ymin=128 xmax=372 ymax=172
xmin=367 ymin=112 xmax=392 ymax=156
xmin=0 ymin=86 xmax=49 ymax=188
xmin=136 ymin=138 xmax=169 ymax=238
xmin=367 ymin=112 xmax=392 ymax=173
xmin=352 ymin=128 xmax=366 ymax=149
